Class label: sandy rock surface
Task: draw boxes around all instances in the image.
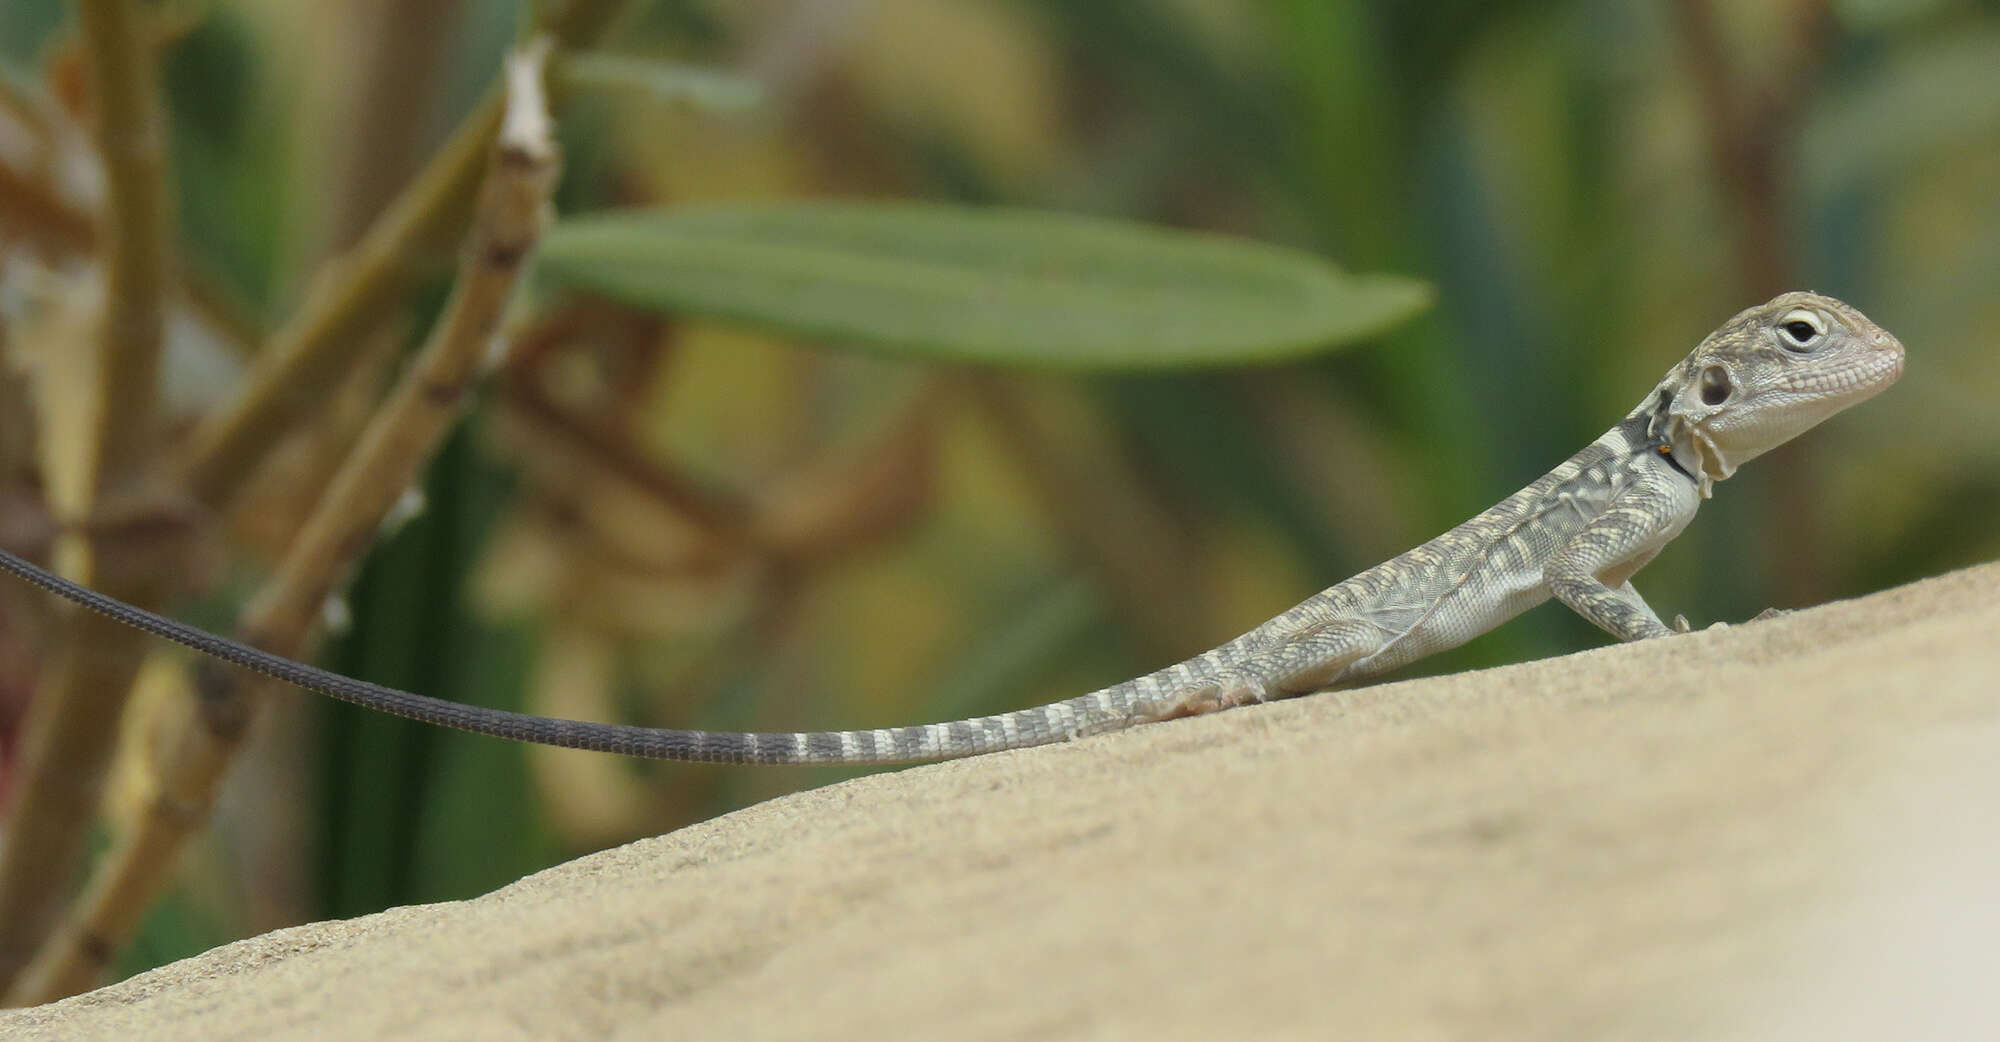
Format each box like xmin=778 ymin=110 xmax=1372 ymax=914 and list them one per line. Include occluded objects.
xmin=5 ymin=563 xmax=1997 ymax=1042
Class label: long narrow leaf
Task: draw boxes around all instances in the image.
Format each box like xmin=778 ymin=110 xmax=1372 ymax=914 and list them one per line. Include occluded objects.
xmin=537 ymin=202 xmax=1431 ymax=369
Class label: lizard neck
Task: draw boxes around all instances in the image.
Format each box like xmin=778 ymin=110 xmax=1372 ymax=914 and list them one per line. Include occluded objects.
xmin=1665 ymin=420 xmax=1727 ymax=498
xmin=1633 ymin=391 xmax=1721 ymax=499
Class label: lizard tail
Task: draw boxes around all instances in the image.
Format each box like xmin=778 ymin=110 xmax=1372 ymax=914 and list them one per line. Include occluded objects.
xmin=639 ymin=658 xmax=1226 ymax=764
xmin=621 ymin=686 xmax=1145 ymax=764
xmin=0 ymin=545 xmax=1151 ymax=765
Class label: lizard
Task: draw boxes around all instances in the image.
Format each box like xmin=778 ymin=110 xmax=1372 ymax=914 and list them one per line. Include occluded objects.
xmin=0 ymin=291 xmax=1904 ymax=765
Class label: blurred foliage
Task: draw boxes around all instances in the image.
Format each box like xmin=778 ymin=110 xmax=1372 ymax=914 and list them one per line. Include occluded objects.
xmin=1 ymin=0 xmax=1996 ymax=988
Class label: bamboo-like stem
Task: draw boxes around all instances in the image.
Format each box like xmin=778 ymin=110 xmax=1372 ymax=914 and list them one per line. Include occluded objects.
xmin=73 ymin=0 xmax=170 ymax=480
xmin=167 ymin=97 xmax=497 ymax=508
xmin=0 ymin=610 xmax=165 ymax=994
xmin=249 ymin=44 xmax=558 ymax=646
xmin=252 ymin=44 xmax=564 ymax=644
xmin=0 ymin=0 xmax=173 ymax=994
xmin=171 ymin=0 xmax=631 ymax=510
xmin=6 ymin=38 xmax=564 ymax=1004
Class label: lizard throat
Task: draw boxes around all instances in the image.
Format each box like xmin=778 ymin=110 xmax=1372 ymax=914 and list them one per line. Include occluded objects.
xmin=1642 ymin=390 xmax=1722 ymax=498
xmin=1653 ymin=438 xmax=1700 ymax=485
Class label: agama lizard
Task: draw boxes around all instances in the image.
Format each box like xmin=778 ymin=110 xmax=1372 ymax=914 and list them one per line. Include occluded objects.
xmin=0 ymin=292 xmax=1904 ymax=764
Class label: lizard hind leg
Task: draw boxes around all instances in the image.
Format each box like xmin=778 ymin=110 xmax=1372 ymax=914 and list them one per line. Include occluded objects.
xmin=1158 ymin=621 xmax=1378 ymax=720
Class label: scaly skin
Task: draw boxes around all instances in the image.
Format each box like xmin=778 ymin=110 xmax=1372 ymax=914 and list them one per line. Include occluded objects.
xmin=0 ymin=292 xmax=1904 ymax=764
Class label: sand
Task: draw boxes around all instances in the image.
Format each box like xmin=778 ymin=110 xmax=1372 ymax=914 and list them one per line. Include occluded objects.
xmin=4 ymin=562 xmax=1996 ymax=1041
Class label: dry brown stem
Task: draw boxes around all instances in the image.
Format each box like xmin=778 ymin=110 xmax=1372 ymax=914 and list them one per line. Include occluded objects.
xmin=172 ymin=0 xmax=632 ymax=510
xmin=0 ymin=0 xmax=172 ymax=993
xmin=5 ymin=36 xmax=564 ymax=1004
xmin=72 ymin=0 xmax=170 ymax=481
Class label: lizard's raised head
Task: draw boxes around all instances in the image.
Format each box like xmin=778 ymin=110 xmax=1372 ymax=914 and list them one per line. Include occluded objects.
xmin=1647 ymin=291 xmax=1903 ymax=495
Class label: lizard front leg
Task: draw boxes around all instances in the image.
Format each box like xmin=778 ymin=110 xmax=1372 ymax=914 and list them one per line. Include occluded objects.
xmin=1545 ymin=481 xmax=1695 ymax=642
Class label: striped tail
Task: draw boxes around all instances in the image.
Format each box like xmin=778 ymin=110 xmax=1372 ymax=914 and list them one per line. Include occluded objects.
xmin=0 ymin=543 xmax=1215 ymax=766
xmin=649 ymin=682 xmax=1151 ymax=765
xmin=560 ymin=645 xmax=1241 ymax=764
xmin=570 ymin=650 xmax=1236 ymax=763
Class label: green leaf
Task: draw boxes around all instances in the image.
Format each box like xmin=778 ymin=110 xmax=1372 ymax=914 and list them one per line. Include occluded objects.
xmin=535 ymin=202 xmax=1432 ymax=370
xmin=555 ymin=52 xmax=763 ymax=113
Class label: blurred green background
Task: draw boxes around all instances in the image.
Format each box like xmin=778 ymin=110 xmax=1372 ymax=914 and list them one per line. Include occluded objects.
xmin=2 ymin=0 xmax=1994 ymax=983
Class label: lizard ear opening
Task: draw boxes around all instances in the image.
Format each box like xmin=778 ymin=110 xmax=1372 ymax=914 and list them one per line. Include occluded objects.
xmin=1699 ymin=365 xmax=1732 ymax=407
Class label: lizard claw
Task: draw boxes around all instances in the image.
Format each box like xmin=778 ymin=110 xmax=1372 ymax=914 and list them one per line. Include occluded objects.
xmin=1672 ymin=614 xmax=1694 ymax=634
xmin=1221 ymin=676 xmax=1270 ymax=708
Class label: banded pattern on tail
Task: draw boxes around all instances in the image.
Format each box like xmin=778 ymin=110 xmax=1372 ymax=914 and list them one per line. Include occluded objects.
xmin=0 ymin=540 xmax=1179 ymax=764
xmin=649 ymin=686 xmax=1146 ymax=764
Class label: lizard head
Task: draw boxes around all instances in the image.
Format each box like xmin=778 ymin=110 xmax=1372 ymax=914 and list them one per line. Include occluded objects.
xmin=1649 ymin=291 xmax=1904 ymax=494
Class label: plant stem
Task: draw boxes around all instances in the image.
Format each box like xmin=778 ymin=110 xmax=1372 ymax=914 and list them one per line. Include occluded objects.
xmin=7 ymin=36 xmax=566 ymax=1004
xmin=0 ymin=0 xmax=171 ymax=994
xmin=74 ymin=0 xmax=170 ymax=480
xmin=171 ymin=0 xmax=633 ymax=510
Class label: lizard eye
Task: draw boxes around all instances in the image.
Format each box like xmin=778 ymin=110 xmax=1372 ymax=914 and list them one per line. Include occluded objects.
xmin=1699 ymin=365 xmax=1731 ymax=406
xmin=1777 ymin=309 xmax=1824 ymax=350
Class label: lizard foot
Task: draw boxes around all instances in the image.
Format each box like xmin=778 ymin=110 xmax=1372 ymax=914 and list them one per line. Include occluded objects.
xmin=1208 ymin=675 xmax=1272 ymax=711
xmin=1672 ymin=615 xmax=1738 ymax=634
xmin=1697 ymin=608 xmax=1791 ymax=635
xmin=1158 ymin=676 xmax=1266 ymax=720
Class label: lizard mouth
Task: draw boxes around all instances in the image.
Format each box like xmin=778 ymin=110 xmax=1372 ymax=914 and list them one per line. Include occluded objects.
xmin=1775 ymin=350 xmax=1904 ymax=396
